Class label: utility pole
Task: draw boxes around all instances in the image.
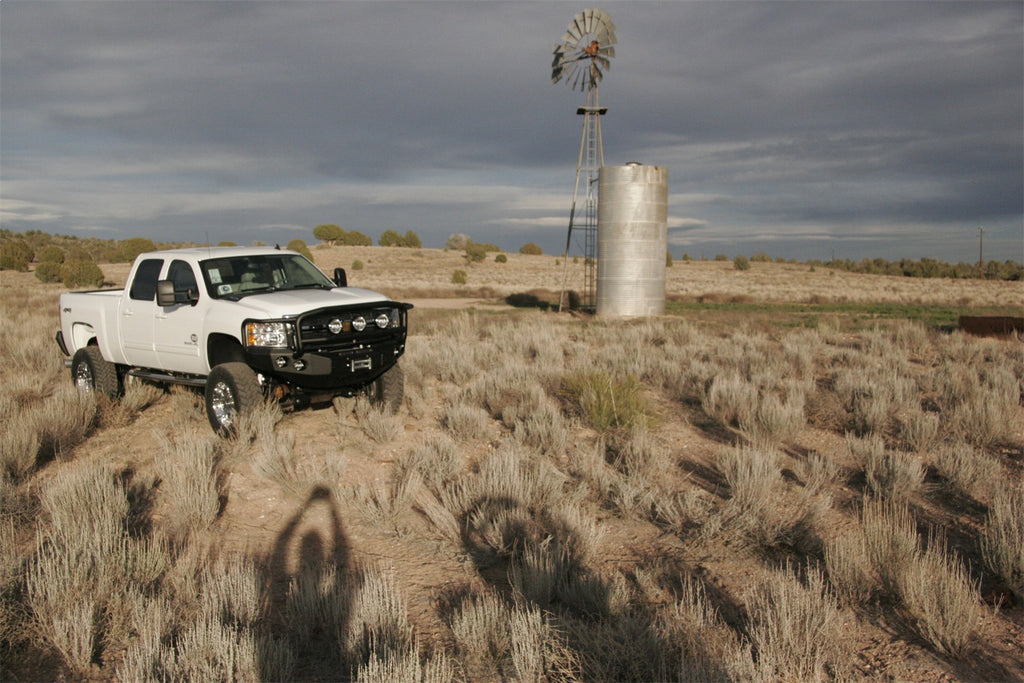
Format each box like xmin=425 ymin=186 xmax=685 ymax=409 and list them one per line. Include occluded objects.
xmin=977 ymin=226 xmax=984 ymax=269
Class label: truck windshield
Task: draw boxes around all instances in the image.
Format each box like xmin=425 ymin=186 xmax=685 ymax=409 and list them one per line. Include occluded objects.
xmin=200 ymin=254 xmax=335 ymax=299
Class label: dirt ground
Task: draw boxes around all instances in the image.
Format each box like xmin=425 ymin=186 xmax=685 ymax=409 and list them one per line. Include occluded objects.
xmin=4 ymin=247 xmax=1022 ymax=680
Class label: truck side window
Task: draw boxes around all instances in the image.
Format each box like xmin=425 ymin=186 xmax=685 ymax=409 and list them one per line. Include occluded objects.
xmin=129 ymin=259 xmax=164 ymax=301
xmin=167 ymin=260 xmax=199 ymax=303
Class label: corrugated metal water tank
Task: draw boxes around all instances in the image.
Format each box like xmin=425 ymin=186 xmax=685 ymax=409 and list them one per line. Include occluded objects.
xmin=597 ymin=163 xmax=668 ymax=317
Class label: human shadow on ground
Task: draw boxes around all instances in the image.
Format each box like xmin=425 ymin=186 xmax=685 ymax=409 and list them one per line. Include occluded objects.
xmin=261 ymin=485 xmax=353 ymax=680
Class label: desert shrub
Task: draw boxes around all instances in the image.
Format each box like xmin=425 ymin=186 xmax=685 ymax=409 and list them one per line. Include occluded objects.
xmin=446 ymin=233 xmax=470 ymax=250
xmin=849 ymin=433 xmax=925 ymax=500
xmin=61 ymin=257 xmax=105 ymax=288
xmin=657 ymin=577 xmax=755 ymax=680
xmin=494 ymin=253 xmax=507 ymax=263
xmin=354 ymin=396 xmax=402 ymax=443
xmin=450 ymin=591 xmax=569 ymax=681
xmin=286 ymin=238 xmax=315 ymax=262
xmin=344 ymin=564 xmax=413 ymax=661
xmin=733 ymin=255 xmax=750 ymax=271
xmin=0 ymin=240 xmax=33 ymax=271
xmin=825 ymin=530 xmax=874 ymax=607
xmin=561 ymin=370 xmax=650 ymax=433
xmin=34 ymin=260 xmax=63 ymax=283
xmin=943 ymin=365 xmax=1021 ymax=448
xmin=861 ymin=499 xmax=919 ymax=598
xmin=156 ymin=428 xmax=223 ymax=545
xmin=37 ymin=245 xmax=65 ymax=264
xmin=313 ymin=223 xmax=344 ymax=243
xmin=401 ymin=435 xmax=461 ymax=495
xmin=451 ymin=269 xmax=467 ymax=285
xmin=701 ymin=372 xmax=757 ymax=428
xmin=981 ymin=481 xmax=1024 ymax=598
xmin=896 ymin=408 xmax=940 ymax=453
xmin=352 ymin=259 xmax=364 ymax=270
xmin=747 ymin=565 xmax=849 ymax=681
xmin=737 ymin=385 xmax=806 ymax=446
xmin=899 ymin=532 xmax=983 ymax=656
xmin=441 ymin=401 xmax=491 ymax=441
xmin=357 ymin=646 xmax=454 ymax=683
xmin=116 ymin=237 xmax=157 ymax=263
xmin=31 ymin=384 xmax=98 ymax=459
xmin=464 ymin=242 xmax=488 ymax=262
xmin=1 ymin=421 xmax=39 ymax=482
xmin=934 ymin=441 xmax=1000 ymax=500
xmin=519 ymin=242 xmax=543 ymax=255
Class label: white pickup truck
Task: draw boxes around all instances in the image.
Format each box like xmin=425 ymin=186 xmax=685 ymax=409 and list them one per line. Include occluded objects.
xmin=56 ymin=246 xmax=412 ymax=434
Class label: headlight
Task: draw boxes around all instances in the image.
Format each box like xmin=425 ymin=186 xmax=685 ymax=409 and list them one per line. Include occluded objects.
xmin=244 ymin=321 xmax=291 ymax=348
xmin=374 ymin=312 xmax=390 ymax=329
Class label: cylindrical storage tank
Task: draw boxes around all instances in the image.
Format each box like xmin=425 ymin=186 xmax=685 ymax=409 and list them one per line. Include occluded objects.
xmin=597 ymin=163 xmax=668 ymax=317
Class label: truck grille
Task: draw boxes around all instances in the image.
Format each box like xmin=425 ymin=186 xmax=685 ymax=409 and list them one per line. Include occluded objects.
xmin=296 ymin=305 xmax=405 ymax=353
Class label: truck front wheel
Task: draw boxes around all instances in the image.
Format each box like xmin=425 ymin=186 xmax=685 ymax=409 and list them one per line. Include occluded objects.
xmin=71 ymin=346 xmax=121 ymax=398
xmin=365 ymin=363 xmax=404 ymax=413
xmin=205 ymin=362 xmax=263 ymax=436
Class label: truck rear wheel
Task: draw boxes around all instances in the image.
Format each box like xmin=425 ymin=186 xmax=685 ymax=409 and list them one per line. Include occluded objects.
xmin=205 ymin=362 xmax=263 ymax=436
xmin=365 ymin=363 xmax=404 ymax=413
xmin=71 ymin=346 xmax=121 ymax=398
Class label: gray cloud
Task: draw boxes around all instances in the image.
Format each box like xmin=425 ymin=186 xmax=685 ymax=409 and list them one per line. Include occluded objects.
xmin=1 ymin=1 xmax=1020 ymax=262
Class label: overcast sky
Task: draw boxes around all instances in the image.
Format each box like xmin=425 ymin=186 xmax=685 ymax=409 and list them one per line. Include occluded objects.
xmin=2 ymin=1 xmax=1021 ymax=263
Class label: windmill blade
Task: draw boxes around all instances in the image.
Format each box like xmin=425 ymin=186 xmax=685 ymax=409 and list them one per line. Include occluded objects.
xmin=571 ymin=67 xmax=586 ymax=92
xmin=600 ymin=46 xmax=616 ymax=59
xmin=572 ymin=13 xmax=587 ymax=39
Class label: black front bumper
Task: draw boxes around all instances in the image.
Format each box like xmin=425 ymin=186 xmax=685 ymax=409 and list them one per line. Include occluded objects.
xmin=244 ymin=301 xmax=411 ymax=392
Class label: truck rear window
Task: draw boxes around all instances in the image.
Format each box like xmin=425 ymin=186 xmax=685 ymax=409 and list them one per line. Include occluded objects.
xmin=129 ymin=259 xmax=164 ymax=301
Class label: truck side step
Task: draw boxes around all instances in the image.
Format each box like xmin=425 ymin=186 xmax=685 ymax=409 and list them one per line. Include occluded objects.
xmin=127 ymin=368 xmax=207 ymax=388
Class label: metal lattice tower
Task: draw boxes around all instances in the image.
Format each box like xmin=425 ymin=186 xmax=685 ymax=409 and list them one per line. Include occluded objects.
xmin=551 ymin=9 xmax=616 ymax=312
xmin=574 ymin=93 xmax=606 ymax=310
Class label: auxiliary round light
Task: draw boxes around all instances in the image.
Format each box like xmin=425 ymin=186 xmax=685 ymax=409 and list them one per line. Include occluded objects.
xmin=293 ymin=359 xmax=306 ymax=371
xmin=274 ymin=356 xmax=288 ymax=368
xmin=328 ymin=318 xmax=344 ymax=334
xmin=352 ymin=316 xmax=367 ymax=332
xmin=375 ymin=313 xmax=390 ymax=329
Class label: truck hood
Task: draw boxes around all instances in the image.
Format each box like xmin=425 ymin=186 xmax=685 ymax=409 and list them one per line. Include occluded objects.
xmin=227 ymin=287 xmax=392 ymax=318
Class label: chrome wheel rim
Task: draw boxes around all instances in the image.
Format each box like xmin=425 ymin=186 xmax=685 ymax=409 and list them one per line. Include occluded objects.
xmin=209 ymin=381 xmax=237 ymax=427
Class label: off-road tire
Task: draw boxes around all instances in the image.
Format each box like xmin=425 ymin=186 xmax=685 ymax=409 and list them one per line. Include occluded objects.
xmin=71 ymin=346 xmax=121 ymax=398
xmin=365 ymin=363 xmax=404 ymax=413
xmin=205 ymin=362 xmax=263 ymax=436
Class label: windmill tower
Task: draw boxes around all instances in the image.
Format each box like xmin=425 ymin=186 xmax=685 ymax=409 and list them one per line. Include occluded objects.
xmin=551 ymin=8 xmax=616 ymax=312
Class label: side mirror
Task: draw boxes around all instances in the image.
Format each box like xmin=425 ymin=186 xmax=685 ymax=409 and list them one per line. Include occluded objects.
xmin=156 ymin=280 xmax=176 ymax=307
xmin=333 ymin=267 xmax=347 ymax=288
xmin=157 ymin=280 xmax=199 ymax=307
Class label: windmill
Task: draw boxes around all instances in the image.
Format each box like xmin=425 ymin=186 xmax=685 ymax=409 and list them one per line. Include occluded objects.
xmin=552 ymin=8 xmax=616 ymax=312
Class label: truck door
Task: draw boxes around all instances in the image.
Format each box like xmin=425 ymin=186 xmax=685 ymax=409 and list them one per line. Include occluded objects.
xmin=119 ymin=258 xmax=163 ymax=369
xmin=154 ymin=260 xmax=207 ymax=374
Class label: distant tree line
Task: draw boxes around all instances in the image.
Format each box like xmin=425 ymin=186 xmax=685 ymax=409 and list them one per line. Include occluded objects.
xmin=812 ymin=256 xmax=1022 ymax=281
xmin=3 ymin=229 xmax=1019 ymax=283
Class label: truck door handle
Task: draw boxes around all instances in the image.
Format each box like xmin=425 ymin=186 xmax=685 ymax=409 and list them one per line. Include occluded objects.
xmin=122 ymin=309 xmax=134 ymax=317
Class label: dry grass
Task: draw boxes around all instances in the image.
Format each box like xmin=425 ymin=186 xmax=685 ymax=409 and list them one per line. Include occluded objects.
xmin=1 ymin=255 xmax=1021 ymax=681
xmin=746 ymin=564 xmax=850 ymax=681
xmin=982 ymin=481 xmax=1024 ymax=599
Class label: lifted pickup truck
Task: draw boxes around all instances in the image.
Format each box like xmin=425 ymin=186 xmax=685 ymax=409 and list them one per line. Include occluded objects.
xmin=56 ymin=247 xmax=412 ymax=434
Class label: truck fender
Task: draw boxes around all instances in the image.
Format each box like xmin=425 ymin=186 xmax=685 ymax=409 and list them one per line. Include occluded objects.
xmin=70 ymin=323 xmax=97 ymax=351
xmin=207 ymin=333 xmax=246 ymax=368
